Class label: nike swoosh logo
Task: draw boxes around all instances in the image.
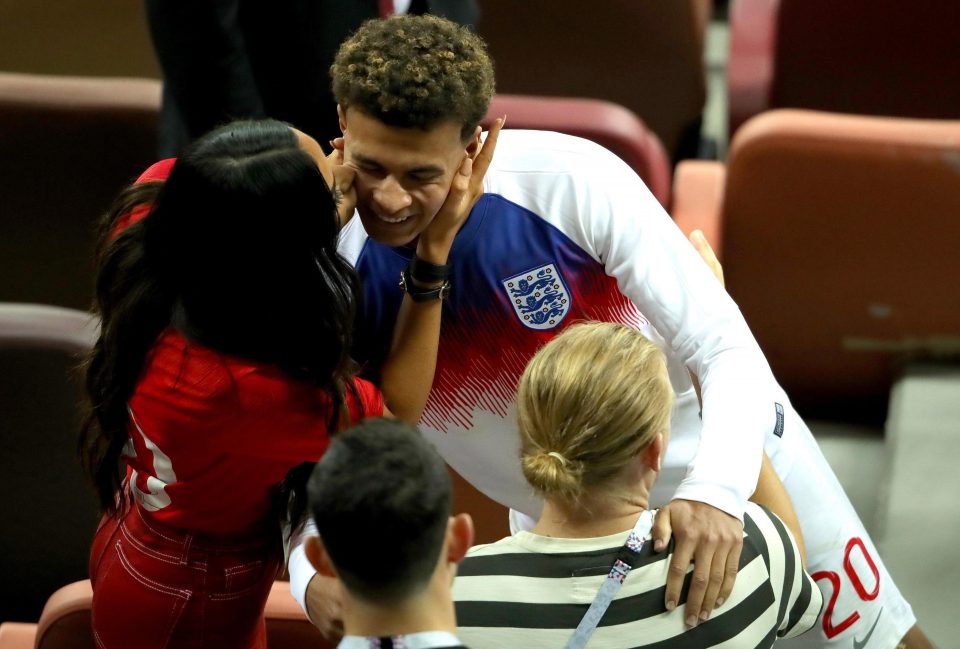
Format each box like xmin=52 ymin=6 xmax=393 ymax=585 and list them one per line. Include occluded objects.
xmin=853 ymin=608 xmax=883 ymax=649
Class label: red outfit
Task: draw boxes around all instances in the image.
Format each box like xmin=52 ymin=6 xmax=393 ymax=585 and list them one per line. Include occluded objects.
xmin=124 ymin=329 xmax=382 ymax=534
xmin=90 ymin=503 xmax=282 ymax=649
xmin=91 ymin=161 xmax=383 ymax=647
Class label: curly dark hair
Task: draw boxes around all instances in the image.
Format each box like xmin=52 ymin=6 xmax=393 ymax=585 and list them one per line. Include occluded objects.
xmin=331 ymin=14 xmax=494 ymax=140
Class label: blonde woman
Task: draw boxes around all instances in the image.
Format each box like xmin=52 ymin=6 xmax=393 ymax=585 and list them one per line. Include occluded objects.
xmin=453 ymin=322 xmax=822 ymax=648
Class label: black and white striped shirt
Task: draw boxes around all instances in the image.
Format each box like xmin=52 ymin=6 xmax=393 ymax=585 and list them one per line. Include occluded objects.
xmin=453 ymin=503 xmax=822 ymax=648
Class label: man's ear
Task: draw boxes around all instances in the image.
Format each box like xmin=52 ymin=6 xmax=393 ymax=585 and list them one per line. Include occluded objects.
xmin=304 ymin=535 xmax=338 ymax=579
xmin=446 ymin=513 xmax=474 ymax=564
xmin=465 ymin=125 xmax=483 ymax=159
xmin=643 ymin=432 xmax=665 ymax=474
xmin=337 ymin=104 xmax=347 ymax=135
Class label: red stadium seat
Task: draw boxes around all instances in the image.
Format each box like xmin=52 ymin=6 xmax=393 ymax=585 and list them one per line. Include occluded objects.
xmin=0 ymin=0 xmax=158 ymax=78
xmin=0 ymin=72 xmax=160 ymax=309
xmin=476 ymin=0 xmax=708 ymax=161
xmin=728 ymin=0 xmax=960 ymax=136
xmin=0 ymin=580 xmax=333 ymax=649
xmin=0 ymin=304 xmax=99 ymax=622
xmin=482 ymin=94 xmax=672 ymax=207
xmin=672 ymin=110 xmax=960 ymax=422
xmin=0 ymin=623 xmax=34 ymax=649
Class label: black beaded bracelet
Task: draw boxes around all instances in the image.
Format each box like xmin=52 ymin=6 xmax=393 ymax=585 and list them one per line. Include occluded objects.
xmin=409 ymin=255 xmax=452 ymax=284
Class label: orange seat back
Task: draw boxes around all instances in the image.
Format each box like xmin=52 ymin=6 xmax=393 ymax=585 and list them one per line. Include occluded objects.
xmin=721 ymin=110 xmax=960 ymax=419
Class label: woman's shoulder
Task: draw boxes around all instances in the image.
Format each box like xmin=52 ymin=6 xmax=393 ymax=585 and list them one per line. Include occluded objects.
xmin=141 ymin=330 xmax=264 ymax=399
xmin=140 ymin=332 xmax=383 ymax=421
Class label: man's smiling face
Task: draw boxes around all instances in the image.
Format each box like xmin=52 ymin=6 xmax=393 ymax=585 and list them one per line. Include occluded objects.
xmin=339 ymin=107 xmax=477 ymax=247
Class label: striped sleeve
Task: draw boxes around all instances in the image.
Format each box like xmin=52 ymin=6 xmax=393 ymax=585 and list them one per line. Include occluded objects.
xmin=746 ymin=504 xmax=824 ymax=640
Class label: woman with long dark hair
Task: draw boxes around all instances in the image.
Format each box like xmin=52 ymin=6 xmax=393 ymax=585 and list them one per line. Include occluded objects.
xmin=81 ymin=118 xmax=499 ymax=648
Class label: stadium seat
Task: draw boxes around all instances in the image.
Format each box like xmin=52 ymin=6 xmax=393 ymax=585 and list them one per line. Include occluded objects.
xmin=0 ymin=580 xmax=333 ymax=649
xmin=728 ymin=0 xmax=960 ymax=136
xmin=0 ymin=623 xmax=34 ymax=649
xmin=671 ymin=110 xmax=960 ymax=422
xmin=482 ymin=94 xmax=672 ymax=207
xmin=0 ymin=72 xmax=160 ymax=309
xmin=0 ymin=0 xmax=158 ymax=78
xmin=476 ymin=0 xmax=708 ymax=161
xmin=0 ymin=304 xmax=99 ymax=622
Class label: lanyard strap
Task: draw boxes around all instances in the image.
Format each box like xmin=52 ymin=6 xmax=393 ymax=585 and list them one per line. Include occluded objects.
xmin=563 ymin=510 xmax=655 ymax=649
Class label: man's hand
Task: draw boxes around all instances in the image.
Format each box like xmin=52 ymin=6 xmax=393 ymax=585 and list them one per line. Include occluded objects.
xmin=418 ymin=117 xmax=503 ymax=256
xmin=304 ymin=573 xmax=344 ymax=640
xmin=652 ymin=499 xmax=743 ymax=626
xmin=689 ymin=229 xmax=724 ymax=288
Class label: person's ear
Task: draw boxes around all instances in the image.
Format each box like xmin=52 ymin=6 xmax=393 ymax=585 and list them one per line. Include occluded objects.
xmin=446 ymin=513 xmax=474 ymax=564
xmin=465 ymin=125 xmax=483 ymax=159
xmin=304 ymin=535 xmax=338 ymax=579
xmin=643 ymin=432 xmax=665 ymax=473
xmin=337 ymin=105 xmax=348 ymax=135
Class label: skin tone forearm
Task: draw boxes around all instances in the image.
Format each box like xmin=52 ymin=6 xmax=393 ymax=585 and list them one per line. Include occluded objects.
xmin=378 ymin=260 xmax=446 ymax=424
xmin=750 ymin=452 xmax=806 ymax=566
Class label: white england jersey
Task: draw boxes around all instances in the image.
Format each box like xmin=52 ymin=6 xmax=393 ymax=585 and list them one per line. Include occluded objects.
xmin=339 ymin=129 xmax=782 ymax=519
xmin=291 ymin=131 xmax=915 ymax=648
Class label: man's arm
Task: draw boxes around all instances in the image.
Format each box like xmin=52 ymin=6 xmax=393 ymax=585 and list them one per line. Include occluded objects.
xmin=534 ymin=140 xmax=779 ymax=624
xmin=288 ymin=519 xmax=343 ymax=639
xmin=751 ymin=452 xmax=806 ymax=566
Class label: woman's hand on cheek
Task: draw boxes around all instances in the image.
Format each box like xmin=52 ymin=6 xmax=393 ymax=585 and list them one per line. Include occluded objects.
xmin=418 ymin=117 xmax=503 ymax=259
xmin=328 ymin=138 xmax=357 ymax=225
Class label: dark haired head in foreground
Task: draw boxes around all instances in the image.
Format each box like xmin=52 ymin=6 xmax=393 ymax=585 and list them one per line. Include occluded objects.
xmin=306 ymin=418 xmax=472 ymax=642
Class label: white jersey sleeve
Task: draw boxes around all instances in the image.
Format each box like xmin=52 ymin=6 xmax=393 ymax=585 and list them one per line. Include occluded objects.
xmin=484 ymin=131 xmax=781 ymax=520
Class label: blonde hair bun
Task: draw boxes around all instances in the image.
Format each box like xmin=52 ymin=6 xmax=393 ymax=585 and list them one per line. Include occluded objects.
xmin=516 ymin=322 xmax=672 ymax=502
xmin=521 ymin=452 xmax=583 ymax=503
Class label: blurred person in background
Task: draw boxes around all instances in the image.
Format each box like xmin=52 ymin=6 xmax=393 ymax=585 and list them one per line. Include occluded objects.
xmin=145 ymin=0 xmax=478 ymax=156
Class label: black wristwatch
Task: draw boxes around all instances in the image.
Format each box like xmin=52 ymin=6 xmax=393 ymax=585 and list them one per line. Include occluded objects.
xmin=409 ymin=256 xmax=452 ymax=284
xmin=399 ymin=267 xmax=451 ymax=302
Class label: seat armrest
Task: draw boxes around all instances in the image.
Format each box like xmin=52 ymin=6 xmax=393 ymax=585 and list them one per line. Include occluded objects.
xmin=671 ymin=160 xmax=726 ymax=259
xmin=34 ymin=581 xmax=94 ymax=649
xmin=0 ymin=623 xmax=37 ymax=649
